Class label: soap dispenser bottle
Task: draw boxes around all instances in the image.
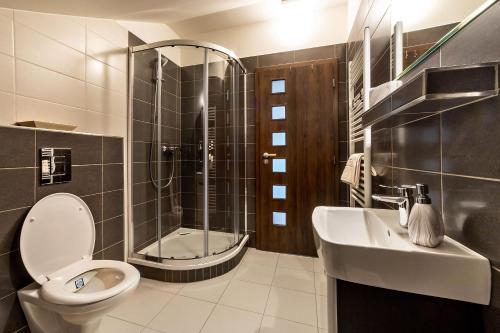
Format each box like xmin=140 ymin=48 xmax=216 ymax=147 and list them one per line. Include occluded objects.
xmin=407 ymin=184 xmax=444 ymax=247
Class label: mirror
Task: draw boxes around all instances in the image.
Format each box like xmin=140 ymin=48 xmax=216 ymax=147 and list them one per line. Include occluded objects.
xmin=392 ymin=0 xmax=497 ymax=78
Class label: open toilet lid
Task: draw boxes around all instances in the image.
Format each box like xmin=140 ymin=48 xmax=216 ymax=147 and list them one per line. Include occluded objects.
xmin=20 ymin=193 xmax=95 ymax=284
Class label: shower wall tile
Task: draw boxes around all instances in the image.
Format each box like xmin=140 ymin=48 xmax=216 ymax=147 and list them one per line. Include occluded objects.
xmin=0 ymin=125 xmax=124 ymax=333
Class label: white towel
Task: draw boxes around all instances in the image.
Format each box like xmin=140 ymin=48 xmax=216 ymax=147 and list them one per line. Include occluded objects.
xmin=341 ymin=153 xmax=363 ymax=188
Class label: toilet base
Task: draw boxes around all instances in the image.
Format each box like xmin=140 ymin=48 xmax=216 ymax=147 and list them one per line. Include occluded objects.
xmin=18 ymin=282 xmax=137 ymax=333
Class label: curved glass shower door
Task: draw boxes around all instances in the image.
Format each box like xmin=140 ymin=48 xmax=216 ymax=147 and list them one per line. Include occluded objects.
xmin=129 ymin=41 xmax=246 ymax=262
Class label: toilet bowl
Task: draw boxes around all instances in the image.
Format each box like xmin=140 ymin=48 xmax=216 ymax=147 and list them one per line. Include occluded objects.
xmin=17 ymin=193 xmax=140 ymax=333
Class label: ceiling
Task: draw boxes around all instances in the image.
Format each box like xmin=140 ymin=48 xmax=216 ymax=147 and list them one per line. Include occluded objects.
xmin=0 ymin=0 xmax=346 ymax=35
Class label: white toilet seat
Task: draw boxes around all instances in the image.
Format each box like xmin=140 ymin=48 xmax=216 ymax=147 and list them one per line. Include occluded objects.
xmin=41 ymin=259 xmax=140 ymax=306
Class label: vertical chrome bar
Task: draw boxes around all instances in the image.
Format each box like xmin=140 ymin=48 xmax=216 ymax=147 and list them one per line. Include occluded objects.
xmin=394 ymin=21 xmax=404 ymax=78
xmin=232 ymin=62 xmax=240 ymax=242
xmin=363 ymin=27 xmax=372 ymax=208
xmin=203 ymin=49 xmax=209 ymax=257
xmin=127 ymin=48 xmax=135 ymax=259
xmin=243 ymin=69 xmax=247 ymax=235
xmin=156 ymin=50 xmax=163 ymax=261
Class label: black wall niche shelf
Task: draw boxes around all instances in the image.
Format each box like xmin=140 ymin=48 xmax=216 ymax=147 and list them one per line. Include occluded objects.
xmin=362 ymin=63 xmax=499 ymax=129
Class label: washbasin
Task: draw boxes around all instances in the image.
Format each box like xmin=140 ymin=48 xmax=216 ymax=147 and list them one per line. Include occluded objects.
xmin=312 ymin=206 xmax=491 ymax=305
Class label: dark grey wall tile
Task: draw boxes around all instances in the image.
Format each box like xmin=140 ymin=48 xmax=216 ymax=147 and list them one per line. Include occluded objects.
xmin=103 ymin=137 xmax=123 ymax=164
xmin=0 ymin=251 xmax=30 ymax=299
xmin=103 ymin=164 xmax=124 ymax=192
xmin=0 ymin=208 xmax=28 ymax=254
xmin=372 ymin=128 xmax=392 ymax=166
xmin=392 ymin=115 xmax=441 ymax=171
xmin=443 ymin=175 xmax=500 ymax=266
xmin=294 ymin=45 xmax=334 ymax=62
xmin=407 ymin=23 xmax=457 ymax=46
xmin=442 ymin=97 xmax=500 ymax=179
xmin=103 ymin=215 xmax=124 ymax=249
xmin=0 ymin=168 xmax=35 ymax=212
xmin=103 ymin=241 xmax=124 ymax=261
xmin=94 ymin=221 xmax=103 ymax=253
xmin=0 ymin=127 xmax=35 ymax=168
xmin=441 ymin=2 xmax=500 ymax=67
xmin=81 ymin=193 xmax=102 ymax=223
xmin=241 ymin=56 xmax=258 ymax=73
xmin=36 ymin=165 xmax=102 ymax=199
xmin=36 ymin=130 xmax=102 ymax=166
xmin=103 ymin=190 xmax=124 ymax=220
xmin=0 ymin=292 xmax=27 ymax=332
xmin=393 ymin=168 xmax=442 ymax=215
xmin=258 ymin=51 xmax=293 ymax=67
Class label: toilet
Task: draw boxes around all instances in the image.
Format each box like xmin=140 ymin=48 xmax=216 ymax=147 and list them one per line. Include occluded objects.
xmin=17 ymin=193 xmax=140 ymax=333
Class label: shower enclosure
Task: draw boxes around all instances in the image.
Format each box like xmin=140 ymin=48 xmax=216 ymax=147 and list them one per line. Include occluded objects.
xmin=127 ymin=40 xmax=248 ymax=276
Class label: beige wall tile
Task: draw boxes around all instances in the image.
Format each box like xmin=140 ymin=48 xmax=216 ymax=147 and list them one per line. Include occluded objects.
xmin=0 ymin=91 xmax=14 ymax=125
xmin=102 ymin=114 xmax=126 ymax=137
xmin=0 ymin=12 xmax=13 ymax=56
xmin=0 ymin=52 xmax=14 ymax=93
xmin=15 ymin=23 xmax=85 ymax=80
xmin=86 ymin=83 xmax=126 ymax=117
xmin=16 ymin=95 xmax=104 ymax=134
xmin=86 ymin=17 xmax=128 ymax=48
xmin=14 ymin=10 xmax=85 ymax=52
xmin=87 ymin=30 xmax=127 ymax=72
xmin=16 ymin=59 xmax=86 ymax=108
xmin=86 ymin=56 xmax=127 ymax=93
xmin=0 ymin=8 xmax=13 ymax=19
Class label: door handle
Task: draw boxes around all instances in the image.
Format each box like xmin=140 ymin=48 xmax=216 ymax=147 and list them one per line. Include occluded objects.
xmin=262 ymin=152 xmax=277 ymax=158
xmin=262 ymin=152 xmax=276 ymax=165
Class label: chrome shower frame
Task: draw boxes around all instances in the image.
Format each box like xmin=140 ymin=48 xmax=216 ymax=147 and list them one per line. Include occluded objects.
xmin=126 ymin=39 xmax=248 ymax=263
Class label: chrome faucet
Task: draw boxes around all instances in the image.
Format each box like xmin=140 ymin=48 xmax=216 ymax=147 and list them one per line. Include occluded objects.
xmin=372 ymin=185 xmax=415 ymax=228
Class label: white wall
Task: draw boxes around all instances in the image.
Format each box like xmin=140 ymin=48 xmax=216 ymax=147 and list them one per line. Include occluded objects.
xmin=184 ymin=4 xmax=348 ymax=59
xmin=392 ymin=0 xmax=485 ymax=32
xmin=117 ymin=20 xmax=182 ymax=65
xmin=0 ymin=8 xmax=179 ymax=137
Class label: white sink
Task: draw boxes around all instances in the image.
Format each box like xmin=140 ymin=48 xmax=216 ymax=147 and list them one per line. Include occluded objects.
xmin=312 ymin=206 xmax=491 ymax=305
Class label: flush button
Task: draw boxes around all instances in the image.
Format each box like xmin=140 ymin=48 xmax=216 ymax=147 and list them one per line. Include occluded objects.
xmin=29 ymin=217 xmax=36 ymax=223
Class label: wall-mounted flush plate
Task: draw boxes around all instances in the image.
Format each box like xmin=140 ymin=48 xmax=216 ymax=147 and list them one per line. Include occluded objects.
xmin=40 ymin=148 xmax=72 ymax=185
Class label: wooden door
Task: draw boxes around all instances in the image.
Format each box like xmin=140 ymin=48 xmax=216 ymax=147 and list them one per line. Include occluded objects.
xmin=255 ymin=60 xmax=339 ymax=256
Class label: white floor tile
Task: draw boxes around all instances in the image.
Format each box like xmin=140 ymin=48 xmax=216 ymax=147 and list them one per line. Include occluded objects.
xmin=272 ymin=267 xmax=315 ymax=293
xmin=259 ymin=316 xmax=317 ymax=333
xmin=97 ymin=316 xmax=143 ymax=333
xmin=140 ymin=278 xmax=184 ymax=294
xmin=314 ymin=273 xmax=327 ymax=296
xmin=319 ymin=329 xmax=328 ymax=333
xmin=234 ymin=262 xmax=276 ymax=285
xmin=265 ymin=287 xmax=317 ymax=326
xmin=201 ymin=305 xmax=262 ymax=333
xmin=109 ymin=284 xmax=174 ymax=326
xmin=142 ymin=329 xmax=163 ymax=333
xmin=220 ymin=279 xmax=271 ymax=313
xmin=148 ymin=295 xmax=214 ymax=333
xmin=243 ymin=250 xmax=279 ymax=267
xmin=313 ymin=258 xmax=325 ymax=273
xmin=316 ymin=294 xmax=328 ymax=329
xmin=277 ymin=254 xmax=314 ymax=271
xmin=179 ymin=275 xmax=230 ymax=303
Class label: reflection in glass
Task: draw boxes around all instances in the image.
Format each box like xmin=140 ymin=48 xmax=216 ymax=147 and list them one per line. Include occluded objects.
xmin=273 ymin=212 xmax=286 ymax=226
xmin=272 ymin=158 xmax=286 ymax=173
xmin=271 ymin=79 xmax=286 ymax=93
xmin=272 ymin=105 xmax=286 ymax=120
xmin=272 ymin=185 xmax=287 ymax=199
xmin=272 ymin=132 xmax=286 ymax=146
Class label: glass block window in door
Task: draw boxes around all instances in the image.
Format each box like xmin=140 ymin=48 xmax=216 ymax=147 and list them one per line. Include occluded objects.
xmin=271 ymin=79 xmax=285 ymax=94
xmin=272 ymin=185 xmax=286 ymax=199
xmin=273 ymin=212 xmax=287 ymax=226
xmin=272 ymin=158 xmax=286 ymax=173
xmin=272 ymin=132 xmax=286 ymax=146
xmin=272 ymin=105 xmax=286 ymax=120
